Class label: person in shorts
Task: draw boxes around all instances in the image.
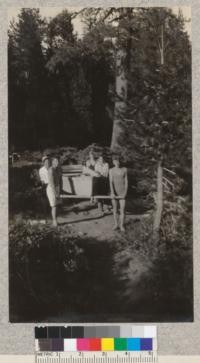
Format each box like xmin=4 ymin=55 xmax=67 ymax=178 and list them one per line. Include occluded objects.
xmin=109 ymin=155 xmax=128 ymax=232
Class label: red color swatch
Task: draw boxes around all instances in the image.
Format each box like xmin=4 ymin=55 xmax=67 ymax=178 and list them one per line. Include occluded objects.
xmin=89 ymin=339 xmax=102 ymax=351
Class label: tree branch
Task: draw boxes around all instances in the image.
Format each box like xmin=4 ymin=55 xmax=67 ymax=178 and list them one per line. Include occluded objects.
xmin=163 ymin=167 xmax=176 ymax=176
xmin=163 ymin=176 xmax=174 ymax=187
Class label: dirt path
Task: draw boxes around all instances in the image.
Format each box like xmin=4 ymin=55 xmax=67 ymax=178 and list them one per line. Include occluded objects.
xmin=58 ymin=200 xmax=150 ymax=240
xmin=11 ymin=200 xmax=190 ymax=322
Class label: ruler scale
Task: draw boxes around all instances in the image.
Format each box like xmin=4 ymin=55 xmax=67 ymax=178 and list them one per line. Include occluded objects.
xmin=35 ymin=326 xmax=157 ymax=363
xmin=36 ymin=352 xmax=157 ymax=363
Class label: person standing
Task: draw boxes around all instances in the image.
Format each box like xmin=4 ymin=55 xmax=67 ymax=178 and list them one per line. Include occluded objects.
xmin=95 ymin=155 xmax=109 ymax=178
xmin=95 ymin=155 xmax=109 ymax=215
xmin=52 ymin=156 xmax=62 ymax=203
xmin=87 ymin=150 xmax=96 ymax=171
xmin=39 ymin=156 xmax=58 ymax=227
xmin=83 ymin=150 xmax=98 ymax=202
xmin=109 ymin=155 xmax=128 ymax=232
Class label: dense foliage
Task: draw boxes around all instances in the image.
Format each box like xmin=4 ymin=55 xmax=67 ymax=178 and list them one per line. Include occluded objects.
xmin=8 ymin=7 xmax=191 ymax=161
xmin=9 ymin=222 xmax=89 ymax=320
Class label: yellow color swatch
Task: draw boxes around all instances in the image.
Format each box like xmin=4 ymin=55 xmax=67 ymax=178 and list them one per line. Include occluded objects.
xmin=101 ymin=338 xmax=114 ymax=351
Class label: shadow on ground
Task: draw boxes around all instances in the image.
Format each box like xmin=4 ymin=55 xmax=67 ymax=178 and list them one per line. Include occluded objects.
xmin=9 ymin=220 xmax=193 ymax=322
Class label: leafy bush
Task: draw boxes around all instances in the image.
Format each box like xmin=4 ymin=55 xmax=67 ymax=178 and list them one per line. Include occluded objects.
xmin=9 ymin=165 xmax=46 ymax=217
xmin=9 ymin=222 xmax=89 ymax=320
xmin=9 ymin=164 xmax=40 ymax=192
xmin=111 ymin=214 xmax=193 ymax=320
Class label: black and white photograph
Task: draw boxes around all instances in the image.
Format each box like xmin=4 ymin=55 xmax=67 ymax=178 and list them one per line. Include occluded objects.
xmin=8 ymin=6 xmax=193 ymax=322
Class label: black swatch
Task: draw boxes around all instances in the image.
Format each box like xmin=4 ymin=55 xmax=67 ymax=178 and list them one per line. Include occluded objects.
xmin=61 ymin=326 xmax=72 ymax=338
xmin=35 ymin=327 xmax=47 ymax=339
xmin=48 ymin=326 xmax=60 ymax=338
xmin=71 ymin=326 xmax=84 ymax=338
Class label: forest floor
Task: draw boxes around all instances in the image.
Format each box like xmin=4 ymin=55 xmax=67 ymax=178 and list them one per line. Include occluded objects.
xmin=9 ymin=162 xmax=193 ymax=322
xmin=12 ymin=198 xmax=151 ymax=240
xmin=57 ymin=200 xmax=151 ymax=240
xmin=10 ymin=198 xmax=193 ymax=323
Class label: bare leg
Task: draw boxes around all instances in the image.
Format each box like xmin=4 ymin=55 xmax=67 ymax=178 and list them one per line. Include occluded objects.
xmin=112 ymin=198 xmax=118 ymax=229
xmin=119 ymin=199 xmax=126 ymax=231
xmin=51 ymin=206 xmax=57 ymax=226
xmin=98 ymin=200 xmax=104 ymax=215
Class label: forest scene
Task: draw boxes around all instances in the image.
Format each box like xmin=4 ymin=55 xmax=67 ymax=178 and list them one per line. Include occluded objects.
xmin=8 ymin=7 xmax=193 ymax=322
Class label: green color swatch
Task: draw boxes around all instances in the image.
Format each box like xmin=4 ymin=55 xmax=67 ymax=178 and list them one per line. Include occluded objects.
xmin=114 ymin=338 xmax=127 ymax=351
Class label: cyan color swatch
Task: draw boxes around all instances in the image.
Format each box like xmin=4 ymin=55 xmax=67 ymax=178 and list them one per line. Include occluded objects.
xmin=127 ymin=338 xmax=140 ymax=351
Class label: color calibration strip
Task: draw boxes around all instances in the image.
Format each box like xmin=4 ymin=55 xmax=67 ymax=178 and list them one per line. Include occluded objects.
xmin=35 ymin=326 xmax=157 ymax=352
xmin=36 ymin=337 xmax=155 ymax=352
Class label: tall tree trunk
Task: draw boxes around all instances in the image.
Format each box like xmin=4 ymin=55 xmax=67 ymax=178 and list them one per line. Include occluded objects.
xmin=160 ymin=24 xmax=164 ymax=65
xmin=158 ymin=24 xmax=165 ymax=65
xmin=111 ymin=8 xmax=133 ymax=150
xmin=110 ymin=48 xmax=128 ymax=150
xmin=153 ymin=161 xmax=163 ymax=242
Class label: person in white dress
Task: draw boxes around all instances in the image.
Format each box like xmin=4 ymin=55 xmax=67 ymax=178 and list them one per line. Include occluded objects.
xmin=39 ymin=156 xmax=58 ymax=226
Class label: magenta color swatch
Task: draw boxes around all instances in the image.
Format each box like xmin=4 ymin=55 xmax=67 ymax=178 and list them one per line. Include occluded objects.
xmin=77 ymin=338 xmax=90 ymax=351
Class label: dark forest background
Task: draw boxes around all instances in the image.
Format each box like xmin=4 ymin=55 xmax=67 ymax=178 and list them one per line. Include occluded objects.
xmin=8 ymin=7 xmax=191 ymax=168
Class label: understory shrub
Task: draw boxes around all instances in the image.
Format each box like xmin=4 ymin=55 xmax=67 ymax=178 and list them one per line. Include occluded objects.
xmin=9 ymin=222 xmax=89 ymax=320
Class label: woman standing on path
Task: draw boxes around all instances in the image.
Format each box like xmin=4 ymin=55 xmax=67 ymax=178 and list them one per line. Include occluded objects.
xmin=39 ymin=156 xmax=58 ymax=227
xmin=109 ymin=155 xmax=128 ymax=232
